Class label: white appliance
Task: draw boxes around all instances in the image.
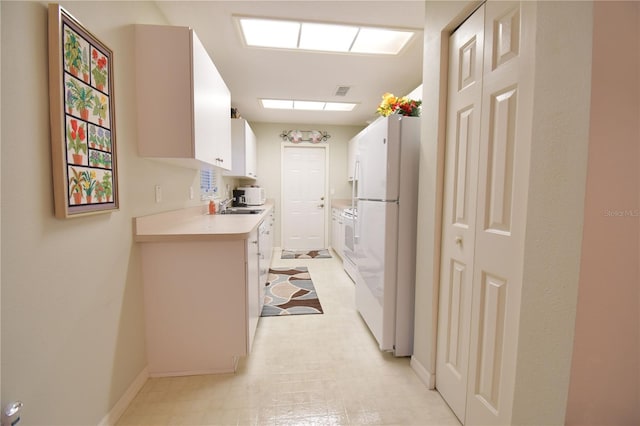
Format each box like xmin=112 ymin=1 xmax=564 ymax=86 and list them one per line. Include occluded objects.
xmin=341 ymin=208 xmax=357 ymax=282
xmin=352 ymin=115 xmax=420 ymax=356
xmin=238 ymin=186 xmax=265 ymax=206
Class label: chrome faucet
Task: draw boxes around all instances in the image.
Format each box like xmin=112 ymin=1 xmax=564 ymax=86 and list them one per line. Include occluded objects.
xmin=218 ymin=198 xmax=231 ymax=213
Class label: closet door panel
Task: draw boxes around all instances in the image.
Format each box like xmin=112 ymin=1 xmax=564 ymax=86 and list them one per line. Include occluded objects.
xmin=466 ymin=2 xmax=536 ymax=424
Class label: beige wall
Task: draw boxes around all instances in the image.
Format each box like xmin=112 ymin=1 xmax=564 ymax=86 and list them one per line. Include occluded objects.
xmin=0 ymin=1 xmax=237 ymax=424
xmin=566 ymin=2 xmax=640 ymax=424
xmin=249 ymin=122 xmax=363 ymax=247
xmin=413 ymin=1 xmax=592 ymax=424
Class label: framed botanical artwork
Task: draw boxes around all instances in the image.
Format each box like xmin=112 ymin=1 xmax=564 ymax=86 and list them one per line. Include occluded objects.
xmin=48 ymin=4 xmax=118 ymax=218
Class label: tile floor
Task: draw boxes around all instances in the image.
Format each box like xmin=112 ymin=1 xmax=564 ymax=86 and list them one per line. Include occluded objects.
xmin=117 ymin=250 xmax=460 ymax=426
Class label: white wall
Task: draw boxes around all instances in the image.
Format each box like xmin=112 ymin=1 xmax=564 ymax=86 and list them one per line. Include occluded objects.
xmin=249 ymin=122 xmax=363 ymax=247
xmin=0 ymin=2 xmax=235 ymax=424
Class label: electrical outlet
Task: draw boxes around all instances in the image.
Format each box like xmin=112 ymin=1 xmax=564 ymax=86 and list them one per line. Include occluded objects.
xmin=155 ymin=185 xmax=162 ymax=203
xmin=189 ymin=186 xmax=194 ymax=200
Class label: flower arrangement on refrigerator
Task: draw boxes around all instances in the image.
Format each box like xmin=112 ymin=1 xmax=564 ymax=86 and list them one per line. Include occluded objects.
xmin=376 ymin=92 xmax=422 ymax=117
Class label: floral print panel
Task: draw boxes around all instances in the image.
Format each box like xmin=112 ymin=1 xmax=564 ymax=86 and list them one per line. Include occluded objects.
xmin=62 ymin=23 xmax=114 ymax=207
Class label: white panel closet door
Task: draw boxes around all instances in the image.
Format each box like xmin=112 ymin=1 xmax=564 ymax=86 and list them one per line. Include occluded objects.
xmin=436 ymin=2 xmax=535 ymax=424
xmin=435 ymin=5 xmax=485 ymax=421
xmin=466 ymin=2 xmax=534 ymax=424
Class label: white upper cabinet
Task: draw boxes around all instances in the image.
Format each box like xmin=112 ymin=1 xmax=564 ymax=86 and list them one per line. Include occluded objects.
xmin=225 ymin=119 xmax=257 ymax=179
xmin=135 ymin=25 xmax=231 ymax=170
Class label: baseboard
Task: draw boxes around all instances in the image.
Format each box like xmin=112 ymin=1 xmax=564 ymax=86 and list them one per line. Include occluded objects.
xmin=148 ymin=366 xmax=236 ymax=378
xmin=98 ymin=366 xmax=149 ymax=426
xmin=410 ymin=356 xmax=436 ymax=389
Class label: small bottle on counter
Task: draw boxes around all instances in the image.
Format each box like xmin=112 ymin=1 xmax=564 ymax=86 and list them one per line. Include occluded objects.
xmin=208 ymin=199 xmax=216 ymax=215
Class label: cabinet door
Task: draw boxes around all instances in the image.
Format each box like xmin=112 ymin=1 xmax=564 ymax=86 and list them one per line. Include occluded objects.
xmin=245 ymin=122 xmax=257 ymax=178
xmin=192 ymin=31 xmax=231 ymax=170
xmin=246 ymin=229 xmax=260 ymax=352
xmin=331 ymin=210 xmax=339 ymax=252
xmin=226 ymin=119 xmax=257 ymax=179
xmin=135 ymin=25 xmax=193 ymax=158
xmin=337 ymin=213 xmax=345 ymax=258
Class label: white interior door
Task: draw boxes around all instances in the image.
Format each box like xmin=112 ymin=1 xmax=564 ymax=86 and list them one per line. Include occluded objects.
xmin=436 ymin=4 xmax=485 ymax=421
xmin=282 ymin=146 xmax=326 ymax=250
xmin=437 ymin=2 xmax=534 ymax=424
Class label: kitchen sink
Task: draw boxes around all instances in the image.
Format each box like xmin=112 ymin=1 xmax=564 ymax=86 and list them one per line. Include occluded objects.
xmin=220 ymin=208 xmax=264 ymax=215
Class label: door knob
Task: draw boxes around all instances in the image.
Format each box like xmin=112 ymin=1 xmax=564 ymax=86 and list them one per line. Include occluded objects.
xmin=319 ymin=204 xmax=325 ymax=208
xmin=320 ymin=196 xmax=325 ymax=200
xmin=455 ymin=236 xmax=463 ymax=245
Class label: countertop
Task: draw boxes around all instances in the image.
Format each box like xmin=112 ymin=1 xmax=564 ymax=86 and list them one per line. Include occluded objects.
xmin=134 ymin=201 xmax=274 ymax=242
xmin=331 ymin=198 xmax=352 ymax=210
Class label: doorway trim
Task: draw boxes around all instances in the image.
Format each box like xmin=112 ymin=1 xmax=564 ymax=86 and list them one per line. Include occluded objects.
xmin=280 ymin=143 xmax=330 ymax=251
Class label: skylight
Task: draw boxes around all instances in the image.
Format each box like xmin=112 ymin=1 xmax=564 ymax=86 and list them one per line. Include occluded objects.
xmin=238 ymin=17 xmax=415 ymax=55
xmin=240 ymin=19 xmax=299 ymax=49
xmin=261 ymin=99 xmax=357 ymax=112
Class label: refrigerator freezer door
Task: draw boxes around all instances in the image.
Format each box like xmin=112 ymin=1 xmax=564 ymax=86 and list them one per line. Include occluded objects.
xmin=354 ymin=199 xmax=398 ymax=352
xmin=357 ymin=117 xmax=401 ymax=201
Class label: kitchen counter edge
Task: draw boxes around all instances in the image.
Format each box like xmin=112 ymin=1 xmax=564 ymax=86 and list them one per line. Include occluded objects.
xmin=134 ymin=201 xmax=274 ymax=243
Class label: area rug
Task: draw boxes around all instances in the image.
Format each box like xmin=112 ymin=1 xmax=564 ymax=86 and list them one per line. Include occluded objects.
xmin=280 ymin=249 xmax=332 ymax=259
xmin=261 ymin=266 xmax=324 ymax=316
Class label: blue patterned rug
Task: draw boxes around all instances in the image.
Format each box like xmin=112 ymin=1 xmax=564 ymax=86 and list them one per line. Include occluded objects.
xmin=261 ymin=267 xmax=324 ymax=316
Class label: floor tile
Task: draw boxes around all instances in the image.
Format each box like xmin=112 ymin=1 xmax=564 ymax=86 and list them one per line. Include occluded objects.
xmin=117 ymin=250 xmax=460 ymax=426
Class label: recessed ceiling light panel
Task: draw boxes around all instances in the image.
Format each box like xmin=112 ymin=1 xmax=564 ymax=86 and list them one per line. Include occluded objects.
xmin=294 ymin=100 xmax=326 ymax=110
xmin=351 ymin=27 xmax=414 ymax=55
xmin=239 ymin=18 xmax=300 ymax=49
xmin=236 ymin=16 xmax=415 ymax=55
xmin=324 ymin=102 xmax=356 ymax=111
xmin=299 ymin=23 xmax=358 ymax=52
xmin=261 ymin=99 xmax=357 ymax=112
xmin=261 ymin=99 xmax=294 ymax=109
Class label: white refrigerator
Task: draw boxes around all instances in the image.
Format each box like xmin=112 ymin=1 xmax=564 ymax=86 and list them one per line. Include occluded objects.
xmin=353 ymin=114 xmax=420 ymax=356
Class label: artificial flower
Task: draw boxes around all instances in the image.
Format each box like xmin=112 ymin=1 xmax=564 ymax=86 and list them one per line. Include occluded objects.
xmin=376 ymin=92 xmax=422 ymax=117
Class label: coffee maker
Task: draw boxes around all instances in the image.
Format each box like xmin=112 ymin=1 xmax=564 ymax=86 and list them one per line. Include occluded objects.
xmin=232 ymin=189 xmax=246 ymax=207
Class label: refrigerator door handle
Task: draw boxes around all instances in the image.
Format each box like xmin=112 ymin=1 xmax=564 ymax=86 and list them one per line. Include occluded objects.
xmin=352 ymin=159 xmax=361 ymax=246
xmin=351 ymin=159 xmax=360 ymax=211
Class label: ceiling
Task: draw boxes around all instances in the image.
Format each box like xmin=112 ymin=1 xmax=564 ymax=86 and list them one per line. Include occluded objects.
xmin=154 ymin=1 xmax=425 ymax=126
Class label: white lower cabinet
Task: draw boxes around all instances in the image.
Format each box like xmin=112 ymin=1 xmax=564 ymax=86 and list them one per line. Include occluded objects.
xmin=258 ymin=210 xmax=275 ymax=310
xmin=140 ymin=232 xmax=262 ymax=376
xmin=246 ymin=229 xmax=260 ymax=352
xmin=331 ymin=208 xmax=345 ymax=259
